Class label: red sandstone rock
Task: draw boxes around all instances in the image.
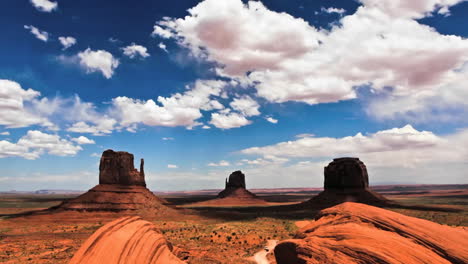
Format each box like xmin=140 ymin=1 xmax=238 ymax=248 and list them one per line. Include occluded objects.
xmin=188 ymin=170 xmax=267 ymax=206
xmin=306 ymin=158 xmax=389 ymax=206
xmin=56 ymin=149 xmax=169 ymax=212
xmin=69 ymin=216 xmax=184 ymax=264
xmin=99 ymin=149 xmax=145 ymax=186
xmin=274 ymin=202 xmax=468 ymax=264
xmin=324 ymin=157 xmax=368 ymax=190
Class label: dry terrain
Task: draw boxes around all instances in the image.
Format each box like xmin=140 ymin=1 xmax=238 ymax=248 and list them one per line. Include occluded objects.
xmin=0 ymin=184 xmax=466 ymax=263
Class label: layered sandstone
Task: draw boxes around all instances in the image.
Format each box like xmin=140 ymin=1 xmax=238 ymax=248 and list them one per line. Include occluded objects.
xmin=69 ymin=216 xmax=184 ymax=264
xmin=274 ymin=202 xmax=468 ymax=264
xmin=56 ymin=150 xmax=167 ymax=212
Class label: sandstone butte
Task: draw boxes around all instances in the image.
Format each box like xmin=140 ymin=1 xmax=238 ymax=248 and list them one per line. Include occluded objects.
xmin=305 ymin=157 xmax=391 ymax=207
xmin=274 ymin=202 xmax=468 ymax=264
xmin=69 ymin=216 xmax=184 ymax=264
xmin=189 ymin=170 xmax=268 ymax=206
xmin=56 ymin=149 xmax=167 ymax=212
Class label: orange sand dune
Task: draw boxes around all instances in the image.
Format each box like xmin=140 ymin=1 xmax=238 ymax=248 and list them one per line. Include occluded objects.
xmin=275 ymin=202 xmax=468 ymax=264
xmin=69 ymin=216 xmax=184 ymax=264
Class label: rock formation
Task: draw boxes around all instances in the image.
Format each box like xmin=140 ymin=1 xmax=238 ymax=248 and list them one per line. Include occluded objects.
xmin=306 ymin=157 xmax=389 ymax=206
xmin=324 ymin=157 xmax=368 ymax=190
xmin=218 ymin=170 xmax=247 ymax=198
xmin=69 ymin=216 xmax=184 ymax=264
xmin=188 ymin=170 xmax=267 ymax=206
xmin=274 ymin=202 xmax=468 ymax=264
xmin=99 ymin=150 xmax=146 ymax=186
xmin=55 ymin=149 xmax=167 ymax=212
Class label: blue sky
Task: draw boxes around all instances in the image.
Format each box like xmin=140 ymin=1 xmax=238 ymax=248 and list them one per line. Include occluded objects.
xmin=1 ymin=0 xmax=467 ymax=191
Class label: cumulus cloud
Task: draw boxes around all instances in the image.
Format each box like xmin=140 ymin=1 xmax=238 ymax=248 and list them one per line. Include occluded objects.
xmin=207 ymin=160 xmax=230 ymax=167
xmin=229 ymin=96 xmax=260 ymax=117
xmin=71 ymin=136 xmax=95 ymax=145
xmin=241 ymin=125 xmax=468 ymax=168
xmin=158 ymin=42 xmax=168 ymax=52
xmin=320 ymin=7 xmax=346 ymax=15
xmin=77 ymin=48 xmax=120 ymax=79
xmin=0 ymin=130 xmax=82 ymax=159
xmin=58 ymin=36 xmax=76 ymax=50
xmin=112 ymin=80 xmax=226 ymax=129
xmin=0 ymin=80 xmax=55 ymax=128
xmin=359 ymin=0 xmax=467 ymax=18
xmin=266 ymin=117 xmax=278 ymax=124
xmin=24 ymin=25 xmax=49 ymax=42
xmin=30 ymin=0 xmax=57 ymax=12
xmin=152 ymin=25 xmax=173 ymax=39
xmin=209 ymin=112 xmax=251 ymax=129
xmin=155 ymin=0 xmax=468 ymax=122
xmin=122 ymin=43 xmax=150 ymax=59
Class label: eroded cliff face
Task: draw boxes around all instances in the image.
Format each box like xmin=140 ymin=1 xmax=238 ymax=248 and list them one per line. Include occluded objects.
xmin=56 ymin=150 xmax=169 ymax=212
xmin=224 ymin=170 xmax=246 ymax=189
xmin=69 ymin=216 xmax=184 ymax=264
xmin=274 ymin=202 xmax=468 ymax=264
xmin=324 ymin=157 xmax=368 ymax=190
xmin=99 ymin=149 xmax=145 ymax=186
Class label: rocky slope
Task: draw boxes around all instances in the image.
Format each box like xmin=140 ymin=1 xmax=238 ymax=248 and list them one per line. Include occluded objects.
xmin=69 ymin=216 xmax=184 ymax=264
xmin=274 ymin=202 xmax=468 ymax=264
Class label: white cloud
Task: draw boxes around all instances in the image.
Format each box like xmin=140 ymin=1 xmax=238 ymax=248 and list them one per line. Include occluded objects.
xmin=77 ymin=48 xmax=120 ymax=79
xmin=0 ymin=130 xmax=82 ymax=160
xmin=0 ymin=79 xmax=55 ymax=128
xmin=156 ymin=0 xmax=468 ymax=122
xmin=112 ymin=79 xmax=226 ymax=129
xmin=320 ymin=7 xmax=346 ymax=14
xmin=202 ymin=125 xmax=211 ymax=129
xmin=229 ymin=96 xmax=260 ymax=117
xmin=122 ymin=43 xmax=150 ymax=59
xmin=0 ymin=132 xmax=10 ymax=136
xmin=24 ymin=25 xmax=49 ymax=42
xmin=167 ymin=164 xmax=178 ymax=169
xmin=158 ymin=42 xmax=168 ymax=52
xmin=90 ymin=152 xmax=100 ymax=157
xmin=58 ymin=36 xmax=76 ymax=50
xmin=162 ymin=137 xmax=174 ymax=140
xmin=241 ymin=125 xmax=468 ymax=168
xmin=207 ymin=160 xmax=230 ymax=167
xmin=71 ymin=136 xmax=95 ymax=145
xmin=63 ymin=96 xmax=117 ymax=135
xmin=152 ymin=25 xmax=173 ymax=39
xmin=209 ymin=112 xmax=251 ymax=129
xmin=30 ymin=0 xmax=57 ymax=12
xmin=266 ymin=117 xmax=278 ymax=124
xmin=359 ymin=0 xmax=467 ymax=19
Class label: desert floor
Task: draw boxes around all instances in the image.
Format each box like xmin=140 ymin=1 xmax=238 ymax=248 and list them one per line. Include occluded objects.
xmin=0 ymin=184 xmax=466 ymax=264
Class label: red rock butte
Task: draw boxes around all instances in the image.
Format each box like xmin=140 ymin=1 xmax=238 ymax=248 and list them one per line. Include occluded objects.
xmin=69 ymin=216 xmax=184 ymax=264
xmin=55 ymin=149 xmax=167 ymax=212
xmin=274 ymin=202 xmax=468 ymax=264
xmin=189 ymin=170 xmax=267 ymax=206
xmin=306 ymin=157 xmax=390 ymax=206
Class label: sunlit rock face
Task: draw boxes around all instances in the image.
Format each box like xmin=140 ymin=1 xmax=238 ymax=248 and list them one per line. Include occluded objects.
xmin=324 ymin=157 xmax=369 ymax=190
xmin=99 ymin=149 xmax=146 ymax=186
xmin=55 ymin=149 xmax=170 ymax=212
xmin=69 ymin=216 xmax=184 ymax=264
